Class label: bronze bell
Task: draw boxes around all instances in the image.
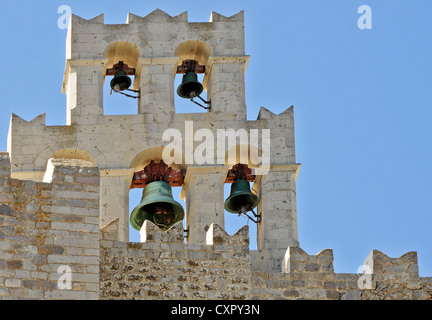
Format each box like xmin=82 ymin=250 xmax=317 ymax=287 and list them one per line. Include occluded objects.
xmin=177 ymin=71 xmax=203 ymax=99
xmin=130 ymin=181 xmax=184 ymax=232
xmin=110 ymin=70 xmax=132 ymax=92
xmin=224 ymin=179 xmax=259 ymax=214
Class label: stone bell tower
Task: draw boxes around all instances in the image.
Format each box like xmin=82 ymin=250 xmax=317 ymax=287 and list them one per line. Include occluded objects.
xmin=7 ymin=9 xmax=300 ymax=273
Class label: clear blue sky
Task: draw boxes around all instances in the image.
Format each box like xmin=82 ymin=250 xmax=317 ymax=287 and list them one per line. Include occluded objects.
xmin=0 ymin=1 xmax=431 ymax=276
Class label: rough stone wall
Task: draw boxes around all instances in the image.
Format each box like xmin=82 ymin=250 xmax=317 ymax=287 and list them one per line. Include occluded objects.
xmin=99 ymin=219 xmax=432 ymax=300
xmin=251 ymin=247 xmax=432 ymax=300
xmin=100 ymin=221 xmax=251 ymax=300
xmin=1 ymin=153 xmax=431 ymax=300
xmin=0 ymin=153 xmax=100 ymax=299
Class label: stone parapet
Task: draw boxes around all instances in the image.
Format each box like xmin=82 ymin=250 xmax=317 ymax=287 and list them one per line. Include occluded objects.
xmin=0 ymin=156 xmax=100 ymax=300
xmin=100 ymin=223 xmax=251 ymax=300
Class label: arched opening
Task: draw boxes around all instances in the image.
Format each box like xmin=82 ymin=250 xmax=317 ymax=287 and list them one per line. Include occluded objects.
xmin=222 ymin=144 xmax=267 ymax=251
xmin=174 ymin=40 xmax=213 ymax=113
xmin=103 ymin=41 xmax=142 ymax=115
xmin=223 ymin=182 xmax=258 ymax=250
xmin=174 ymin=40 xmax=213 ymax=66
xmin=128 ymin=147 xmax=187 ymax=242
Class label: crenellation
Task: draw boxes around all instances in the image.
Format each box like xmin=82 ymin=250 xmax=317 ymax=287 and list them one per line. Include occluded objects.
xmin=363 ymin=250 xmax=420 ymax=282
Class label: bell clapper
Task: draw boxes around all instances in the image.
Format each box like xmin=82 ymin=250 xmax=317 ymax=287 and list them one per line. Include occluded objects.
xmin=151 ymin=203 xmax=175 ymax=229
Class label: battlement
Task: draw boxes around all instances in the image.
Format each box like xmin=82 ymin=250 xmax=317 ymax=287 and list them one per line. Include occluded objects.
xmin=67 ymin=9 xmax=245 ymax=60
xmin=0 ymin=156 xmax=431 ymax=299
xmin=283 ymin=246 xmax=334 ymax=273
xmin=100 ymin=220 xmax=251 ymax=299
xmin=62 ymin=9 xmax=248 ymax=121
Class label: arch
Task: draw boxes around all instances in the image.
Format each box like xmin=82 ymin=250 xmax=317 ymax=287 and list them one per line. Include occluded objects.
xmin=50 ymin=148 xmax=97 ymax=164
xmin=35 ymin=147 xmax=100 ymax=172
xmin=174 ymin=40 xmax=213 ymax=66
xmin=174 ymin=40 xmax=213 ymax=110
xmin=129 ymin=146 xmax=187 ymax=172
xmin=103 ymin=41 xmax=142 ymax=90
xmin=103 ymin=41 xmax=142 ymax=69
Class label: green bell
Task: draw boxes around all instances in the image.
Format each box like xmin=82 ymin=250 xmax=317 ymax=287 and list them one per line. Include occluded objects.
xmin=177 ymin=71 xmax=203 ymax=99
xmin=130 ymin=181 xmax=184 ymax=232
xmin=110 ymin=70 xmax=132 ymax=92
xmin=224 ymin=179 xmax=259 ymax=214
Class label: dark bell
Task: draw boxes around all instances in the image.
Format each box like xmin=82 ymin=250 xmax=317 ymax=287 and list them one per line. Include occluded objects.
xmin=177 ymin=71 xmax=203 ymax=99
xmin=224 ymin=179 xmax=259 ymax=214
xmin=110 ymin=70 xmax=132 ymax=92
xmin=130 ymin=181 xmax=184 ymax=232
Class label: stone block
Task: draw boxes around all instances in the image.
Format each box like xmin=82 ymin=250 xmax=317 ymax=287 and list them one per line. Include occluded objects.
xmin=140 ymin=220 xmax=184 ymax=244
xmin=341 ymin=290 xmax=362 ymax=300
xmin=0 ymin=153 xmax=11 ymax=178
xmin=205 ymin=223 xmax=249 ymax=247
xmin=100 ymin=218 xmax=119 ymax=241
xmin=283 ymin=247 xmax=334 ymax=274
xmin=363 ymin=250 xmax=419 ymax=282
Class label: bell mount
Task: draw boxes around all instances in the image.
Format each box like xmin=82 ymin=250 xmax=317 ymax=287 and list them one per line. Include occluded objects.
xmin=130 ymin=160 xmax=184 ymax=189
xmin=225 ymin=163 xmax=256 ymax=184
xmin=176 ymin=59 xmax=206 ymax=74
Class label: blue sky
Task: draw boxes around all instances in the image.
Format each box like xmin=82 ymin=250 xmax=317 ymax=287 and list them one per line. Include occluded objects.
xmin=0 ymin=1 xmax=431 ymax=276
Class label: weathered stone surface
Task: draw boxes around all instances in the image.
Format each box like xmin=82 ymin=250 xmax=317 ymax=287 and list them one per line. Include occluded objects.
xmin=283 ymin=246 xmax=334 ymax=274
xmin=0 ymin=204 xmax=14 ymax=216
xmin=341 ymin=290 xmax=362 ymax=300
xmin=0 ymin=158 xmax=100 ymax=300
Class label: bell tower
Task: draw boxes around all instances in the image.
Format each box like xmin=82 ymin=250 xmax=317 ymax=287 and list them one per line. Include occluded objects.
xmin=7 ymin=9 xmax=300 ymax=273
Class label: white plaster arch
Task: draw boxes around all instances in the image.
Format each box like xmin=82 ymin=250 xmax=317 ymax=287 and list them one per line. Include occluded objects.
xmin=129 ymin=146 xmax=186 ymax=172
xmin=174 ymin=40 xmax=213 ymax=67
